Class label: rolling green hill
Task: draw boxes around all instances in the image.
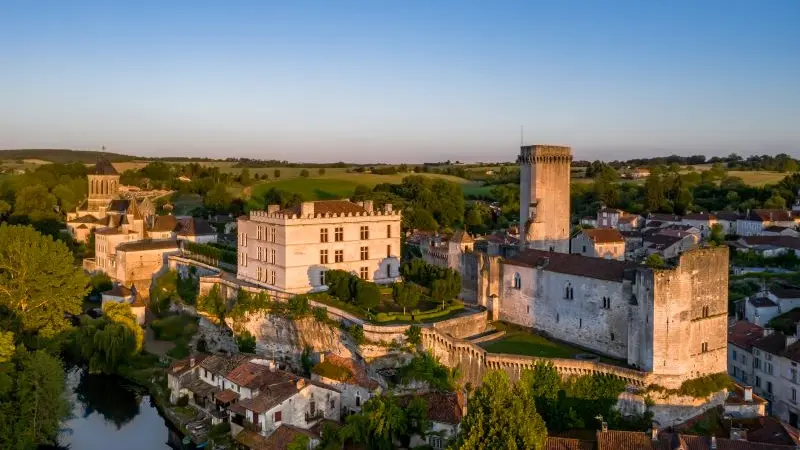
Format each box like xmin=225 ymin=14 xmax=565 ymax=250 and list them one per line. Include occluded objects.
xmin=0 ymin=149 xmax=136 ymax=164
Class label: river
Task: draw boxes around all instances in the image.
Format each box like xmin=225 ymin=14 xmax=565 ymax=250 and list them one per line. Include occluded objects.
xmin=57 ymin=367 xmax=185 ymax=450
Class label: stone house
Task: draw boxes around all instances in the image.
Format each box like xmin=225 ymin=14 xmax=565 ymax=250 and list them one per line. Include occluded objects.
xmin=597 ymin=208 xmax=624 ymax=229
xmin=682 ymin=212 xmax=718 ymax=238
xmin=570 ymin=228 xmax=625 ymax=261
xmin=421 ymin=230 xmax=474 ymax=271
xmin=236 ymin=200 xmax=402 ymax=294
xmin=714 ymin=211 xmax=741 ymax=236
xmin=617 ymin=214 xmax=643 ymax=232
xmin=737 ymin=210 xmax=796 ymax=237
xmin=401 ymin=392 xmax=464 ymax=450
xmin=310 ymin=353 xmax=380 ymax=415
xmin=643 ymin=233 xmax=698 ymax=259
xmin=580 ymin=216 xmax=598 ymax=228
xmin=646 ymin=213 xmax=682 ymax=228
xmin=728 ymin=321 xmax=800 ymax=427
xmin=100 ymin=285 xmax=146 ymax=325
xmin=744 ymin=286 xmax=800 ymax=326
xmin=733 ymin=236 xmax=800 ymax=257
xmin=762 ymin=226 xmax=800 ymax=238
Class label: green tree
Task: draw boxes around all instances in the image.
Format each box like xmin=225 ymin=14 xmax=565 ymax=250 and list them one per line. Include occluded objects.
xmin=239 ymin=168 xmax=252 ymax=186
xmin=453 ymin=370 xmax=548 ymax=450
xmin=11 ymin=185 xmax=57 ymax=221
xmin=393 ymin=282 xmax=422 ymax=315
xmin=0 ymin=331 xmax=14 ymax=363
xmin=0 ymin=200 xmax=10 ymax=218
xmin=274 ymin=169 xmax=281 ymax=178
xmin=342 ymin=394 xmax=430 ymax=450
xmin=197 ymin=284 xmax=227 ymax=325
xmin=287 ymin=434 xmax=311 ymax=450
xmin=405 ymin=325 xmax=422 ymax=346
xmin=0 ymin=349 xmax=71 ymax=450
xmin=236 ymin=330 xmax=257 ymax=353
xmin=354 ymin=282 xmax=381 ymax=311
xmin=407 ymin=208 xmax=438 ymax=231
xmin=300 ymin=169 xmax=310 ymax=178
xmin=709 ymin=223 xmax=725 ymax=245
xmin=764 ymin=191 xmax=787 ymax=209
xmin=0 ymin=224 xmax=89 ymax=337
xmin=318 ymin=168 xmax=326 ymax=176
xmin=645 ymin=254 xmax=666 ymax=268
xmin=644 ymin=171 xmax=664 ymax=211
xmin=204 ymin=184 xmax=233 ymax=212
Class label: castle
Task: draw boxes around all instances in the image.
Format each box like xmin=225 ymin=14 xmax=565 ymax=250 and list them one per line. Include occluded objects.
xmin=461 ymin=145 xmax=729 ymax=383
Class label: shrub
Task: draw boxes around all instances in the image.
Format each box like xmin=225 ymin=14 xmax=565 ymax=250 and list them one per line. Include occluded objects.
xmin=347 ymin=324 xmax=366 ymax=345
xmin=313 ymin=306 xmax=328 ymax=322
xmin=405 ymin=325 xmax=422 ymax=346
xmin=236 ymin=330 xmax=257 ymax=353
xmin=677 ymin=373 xmax=733 ymax=398
xmin=176 ymin=395 xmax=189 ymax=407
xmin=288 ymin=295 xmax=311 ymax=318
xmin=150 ymin=314 xmax=198 ymax=341
xmin=312 ymin=359 xmax=353 ymax=381
xmin=355 ymin=282 xmax=381 ymax=311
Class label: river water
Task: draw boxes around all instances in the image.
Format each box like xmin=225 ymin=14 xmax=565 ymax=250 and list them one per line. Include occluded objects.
xmin=58 ymin=367 xmax=184 ymax=450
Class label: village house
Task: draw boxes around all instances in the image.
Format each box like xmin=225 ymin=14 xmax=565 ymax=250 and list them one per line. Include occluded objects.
xmin=737 ymin=210 xmax=796 ymax=237
xmin=570 ymin=228 xmax=625 ymax=261
xmin=743 ymin=286 xmax=800 ymax=326
xmin=643 ymin=232 xmax=698 ymax=259
xmin=762 ymin=226 xmax=800 ymax=238
xmin=580 ymin=216 xmax=598 ymax=228
xmin=593 ymin=427 xmax=797 ymax=450
xmin=646 ymin=213 xmax=682 ymax=228
xmin=400 ymin=392 xmax=465 ymax=450
xmin=596 ymin=207 xmax=624 ymax=229
xmin=732 ymin=236 xmax=800 ymax=257
xmin=682 ymin=212 xmax=718 ymax=238
xmin=310 ymin=353 xmax=380 ymax=415
xmin=421 ymin=230 xmax=474 ymax=271
xmin=100 ymin=285 xmax=146 ymax=325
xmin=617 ymin=214 xmax=643 ymax=232
xmin=714 ymin=211 xmax=741 ymax=236
xmin=236 ymin=199 xmax=402 ymax=294
xmin=728 ymin=321 xmax=800 ymax=427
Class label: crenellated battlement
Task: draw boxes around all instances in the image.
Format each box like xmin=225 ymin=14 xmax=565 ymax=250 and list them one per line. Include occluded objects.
xmin=246 ymin=207 xmax=402 ymax=222
xmin=517 ymin=145 xmax=573 ymax=164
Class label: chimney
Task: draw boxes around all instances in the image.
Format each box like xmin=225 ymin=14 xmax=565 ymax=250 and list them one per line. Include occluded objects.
xmin=651 ymin=424 xmax=658 ymax=441
xmin=267 ymin=204 xmax=280 ymax=214
xmin=711 ymin=436 xmax=717 ymax=449
xmin=385 ymin=203 xmax=393 ymax=212
xmin=300 ymin=202 xmax=315 ymax=217
xmin=744 ymin=386 xmax=753 ymax=402
xmin=363 ymin=200 xmax=374 ymax=213
xmin=601 ymin=422 xmax=608 ymax=433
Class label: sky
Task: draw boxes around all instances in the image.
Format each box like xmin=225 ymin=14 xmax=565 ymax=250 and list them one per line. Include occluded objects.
xmin=1 ymin=1 xmax=799 ymax=163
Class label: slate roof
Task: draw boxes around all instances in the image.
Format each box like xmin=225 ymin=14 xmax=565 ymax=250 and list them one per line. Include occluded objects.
xmin=729 ymin=321 xmax=766 ymax=350
xmin=753 ymin=332 xmax=789 ymax=355
xmin=200 ymin=354 xmax=252 ymax=377
xmin=102 ymin=285 xmax=132 ymax=297
xmin=178 ymin=218 xmax=216 ymax=236
xmin=763 ymin=225 xmax=793 ymax=233
xmin=649 ymin=213 xmax=681 ymax=222
xmin=115 ymin=239 xmax=179 ymax=252
xmin=683 ymin=212 xmax=716 ymax=221
xmin=70 ymin=214 xmax=101 ymax=224
xmin=739 ymin=236 xmax=800 ymax=251
xmin=583 ymin=228 xmax=625 ymax=244
xmin=644 ymin=234 xmax=685 ymax=249
xmin=279 ymin=200 xmax=368 ymax=216
xmin=768 ymin=286 xmax=800 ymax=299
xmin=505 ymin=249 xmax=638 ymax=282
xmin=91 ymin=158 xmax=119 ymax=175
xmin=715 ymin=211 xmax=742 ymax=221
xmin=748 ymin=297 xmax=778 ymax=308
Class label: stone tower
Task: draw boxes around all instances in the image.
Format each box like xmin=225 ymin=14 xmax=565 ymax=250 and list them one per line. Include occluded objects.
xmin=518 ymin=145 xmax=572 ymax=253
xmin=87 ymin=158 xmax=120 ymax=212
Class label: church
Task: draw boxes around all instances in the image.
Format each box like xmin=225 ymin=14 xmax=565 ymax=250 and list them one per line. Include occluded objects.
xmin=461 ymin=145 xmax=729 ymax=387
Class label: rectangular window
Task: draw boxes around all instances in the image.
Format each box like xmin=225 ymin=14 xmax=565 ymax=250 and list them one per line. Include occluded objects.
xmin=319 ymin=271 xmax=326 ymax=286
xmin=274 ymin=411 xmax=282 ymax=422
xmin=335 ymin=227 xmax=343 ymax=242
xmin=793 ymin=388 xmax=797 ymax=403
xmin=360 ymin=267 xmax=369 ymax=280
xmin=257 ymin=246 xmax=263 ymax=261
xmin=360 ymin=225 xmax=369 ymax=240
xmin=387 ymin=244 xmax=392 ymax=258
xmin=701 ymin=342 xmax=708 ymax=353
xmin=360 ymin=246 xmax=369 ymax=260
xmin=767 ymin=381 xmax=773 ymax=394
xmin=754 ymin=358 xmax=761 ymax=370
xmin=320 ymin=228 xmax=329 ymax=243
xmin=766 ymin=362 xmax=773 ymax=375
xmin=320 ymin=249 xmax=329 ymax=264
xmin=269 ymin=227 xmax=276 ymax=243
xmin=270 ymin=270 xmax=276 ymax=285
xmin=241 ymin=232 xmax=248 ymax=247
xmin=270 ymin=249 xmax=276 ymax=264
xmin=387 ymin=224 xmax=392 ymax=238
xmin=334 ymin=249 xmax=344 ymax=263
xmin=257 ymin=266 xmax=263 ymax=282
xmin=792 ymin=368 xmax=797 ymax=383
xmin=755 ymin=375 xmax=761 ymax=388
xmin=733 ymin=366 xmax=738 ymax=377
xmin=732 ymin=350 xmax=737 ymax=361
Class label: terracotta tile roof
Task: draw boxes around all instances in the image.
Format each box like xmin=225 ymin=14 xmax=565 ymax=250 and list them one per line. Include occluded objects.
xmin=544 ymin=437 xmax=594 ymax=450
xmin=215 ymin=389 xmax=239 ymax=403
xmin=280 ymin=200 xmax=367 ymax=216
xmin=726 ymin=384 xmax=768 ymax=405
xmin=102 ymin=285 xmax=132 ymax=297
xmin=745 ymin=209 xmax=793 ymax=222
xmin=752 ymin=332 xmax=789 ymax=355
xmin=505 ymin=249 xmax=637 ymax=282
xmin=115 ymin=239 xmax=179 ymax=252
xmin=582 ymin=228 xmax=625 ymax=244
xmin=183 ymin=377 xmax=220 ymax=398
xmin=226 ymin=362 xmax=271 ymax=389
xmin=236 ymin=371 xmax=333 ymax=414
xmin=746 ymin=417 xmax=800 ymax=447
xmin=238 ymin=425 xmax=319 ymax=450
xmin=729 ymin=321 xmax=765 ymax=351
xmin=150 ymin=215 xmax=179 ymax=232
xmin=91 ymin=158 xmax=119 ymax=175
xmin=169 ymin=354 xmax=209 ymax=376
xmin=596 ymin=430 xmax=797 ymax=450
xmin=313 ymin=353 xmax=378 ymax=390
xmin=200 ymin=354 xmax=252 ymax=377
xmin=95 ymin=227 xmax=126 ymax=235
xmin=618 ymin=215 xmax=640 ymax=224
xmin=398 ymin=392 xmax=464 ymax=425
xmin=748 ymin=297 xmax=778 ymax=308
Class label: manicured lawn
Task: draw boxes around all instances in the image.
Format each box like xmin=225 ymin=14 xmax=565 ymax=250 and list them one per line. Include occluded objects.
xmin=481 ymin=322 xmax=587 ymax=359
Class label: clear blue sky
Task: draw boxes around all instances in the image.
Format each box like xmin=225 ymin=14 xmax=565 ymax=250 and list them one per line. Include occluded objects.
xmin=1 ymin=1 xmax=798 ymax=162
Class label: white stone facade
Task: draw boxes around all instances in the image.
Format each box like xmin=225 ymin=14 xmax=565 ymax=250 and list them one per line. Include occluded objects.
xmin=237 ymin=200 xmax=401 ymax=294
